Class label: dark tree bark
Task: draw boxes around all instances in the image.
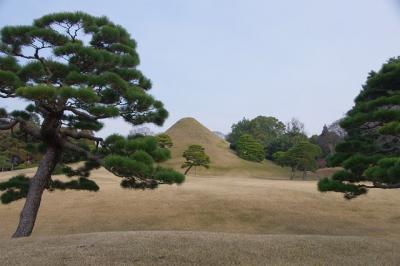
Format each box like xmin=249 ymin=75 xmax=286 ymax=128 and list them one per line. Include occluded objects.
xmin=184 ymin=165 xmax=193 ymax=175
xmin=12 ymin=146 xmax=60 ymax=238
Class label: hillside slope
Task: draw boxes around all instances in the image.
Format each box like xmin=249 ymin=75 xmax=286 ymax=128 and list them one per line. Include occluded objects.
xmin=163 ymin=117 xmax=289 ymax=177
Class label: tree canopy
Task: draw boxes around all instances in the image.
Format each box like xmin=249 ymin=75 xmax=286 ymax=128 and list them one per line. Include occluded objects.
xmin=236 ymin=134 xmax=265 ymax=162
xmin=227 ymin=116 xmax=285 ymax=148
xmin=181 ymin=144 xmax=210 ymax=175
xmin=318 ymin=57 xmax=400 ymax=199
xmin=155 ymin=133 xmax=173 ymax=148
xmin=274 ymin=141 xmax=321 ymax=179
xmin=0 ymin=12 xmax=183 ymax=237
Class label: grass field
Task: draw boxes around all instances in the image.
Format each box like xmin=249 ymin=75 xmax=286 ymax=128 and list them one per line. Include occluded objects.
xmin=0 ymin=118 xmax=398 ymax=264
xmin=2 ymin=231 xmax=399 ymax=265
xmin=0 ymin=166 xmax=399 ymax=265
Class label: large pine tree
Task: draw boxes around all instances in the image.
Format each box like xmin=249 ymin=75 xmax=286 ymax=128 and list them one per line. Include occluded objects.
xmin=318 ymin=57 xmax=400 ymax=199
xmin=0 ymin=12 xmax=184 ymax=237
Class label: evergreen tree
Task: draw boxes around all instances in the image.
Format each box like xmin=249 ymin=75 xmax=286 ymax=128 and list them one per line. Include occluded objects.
xmin=155 ymin=133 xmax=173 ymax=148
xmin=236 ymin=134 xmax=265 ymax=162
xmin=318 ymin=57 xmax=400 ymax=199
xmin=181 ymin=145 xmax=210 ymax=175
xmin=0 ymin=12 xmax=183 ymax=237
xmin=274 ymin=141 xmax=321 ymax=179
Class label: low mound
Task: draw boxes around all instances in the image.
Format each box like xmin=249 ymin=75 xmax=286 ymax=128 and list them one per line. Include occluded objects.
xmin=2 ymin=231 xmax=399 ymax=265
xmin=164 ymin=117 xmax=289 ymax=177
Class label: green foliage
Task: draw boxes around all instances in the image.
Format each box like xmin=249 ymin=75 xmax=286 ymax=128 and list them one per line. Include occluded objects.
xmin=155 ymin=133 xmax=173 ymax=148
xmin=0 ymin=175 xmax=30 ymax=204
xmin=0 ymin=152 xmax=11 ymax=170
xmin=181 ymin=145 xmax=211 ymax=175
xmin=0 ymin=173 xmax=99 ymax=204
xmin=236 ymin=134 xmax=265 ymax=162
xmin=0 ymin=131 xmax=30 ymax=168
xmin=318 ymin=178 xmax=367 ymax=199
xmin=364 ymin=157 xmax=400 ymax=185
xmin=274 ymin=141 xmax=321 ymax=178
xmin=49 ymin=178 xmax=99 ymax=192
xmin=319 ymin=57 xmax=400 ymax=199
xmin=227 ymin=116 xmax=285 ymax=149
xmin=225 ymin=117 xmax=309 ymax=160
xmin=153 ymin=167 xmax=185 ymax=184
xmin=1 ymin=11 xmax=168 ymax=129
xmin=0 ymin=12 xmax=183 ymax=207
xmin=265 ymin=133 xmax=308 ymax=160
xmin=102 ymin=134 xmax=181 ymax=188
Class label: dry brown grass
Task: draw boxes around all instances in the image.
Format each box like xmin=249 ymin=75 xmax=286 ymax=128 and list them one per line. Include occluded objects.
xmin=1 ymin=166 xmax=400 ymax=264
xmin=1 ymin=167 xmax=399 ymax=239
xmin=2 ymin=231 xmax=399 ymax=265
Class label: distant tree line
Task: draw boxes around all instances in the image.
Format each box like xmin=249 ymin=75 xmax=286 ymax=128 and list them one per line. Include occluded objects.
xmin=226 ymin=116 xmax=345 ymax=178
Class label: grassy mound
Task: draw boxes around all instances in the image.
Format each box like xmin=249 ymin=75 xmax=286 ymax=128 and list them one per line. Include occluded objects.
xmin=163 ymin=117 xmax=289 ymax=177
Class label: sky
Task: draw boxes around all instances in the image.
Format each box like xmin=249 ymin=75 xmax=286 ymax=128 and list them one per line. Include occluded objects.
xmin=1 ymin=0 xmax=400 ymax=137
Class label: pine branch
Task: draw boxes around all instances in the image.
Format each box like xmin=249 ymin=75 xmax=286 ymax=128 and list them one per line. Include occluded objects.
xmin=371 ymin=182 xmax=400 ymax=189
xmin=61 ymin=129 xmax=103 ymax=143
xmin=65 ymin=106 xmax=107 ymax=120
xmin=61 ymin=139 xmax=103 ymax=164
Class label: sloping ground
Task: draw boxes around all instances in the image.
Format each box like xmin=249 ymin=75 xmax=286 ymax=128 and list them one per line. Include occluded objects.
xmin=1 ymin=167 xmax=399 ymax=239
xmin=164 ymin=117 xmax=290 ymax=177
xmin=2 ymin=231 xmax=399 ymax=265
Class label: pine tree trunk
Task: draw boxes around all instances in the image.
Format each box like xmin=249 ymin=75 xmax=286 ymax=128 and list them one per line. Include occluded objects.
xmin=12 ymin=146 xmax=59 ymax=238
xmin=290 ymin=167 xmax=295 ymax=180
xmin=184 ymin=165 xmax=193 ymax=175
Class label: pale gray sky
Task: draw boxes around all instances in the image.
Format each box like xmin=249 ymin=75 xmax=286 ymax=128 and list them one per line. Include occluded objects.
xmin=1 ymin=0 xmax=400 ymax=136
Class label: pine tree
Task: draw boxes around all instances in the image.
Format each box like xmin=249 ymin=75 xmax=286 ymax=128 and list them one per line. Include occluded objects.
xmin=155 ymin=133 xmax=173 ymax=148
xmin=181 ymin=145 xmax=210 ymax=175
xmin=0 ymin=12 xmax=184 ymax=237
xmin=318 ymin=57 xmax=400 ymax=199
xmin=236 ymin=134 xmax=265 ymax=162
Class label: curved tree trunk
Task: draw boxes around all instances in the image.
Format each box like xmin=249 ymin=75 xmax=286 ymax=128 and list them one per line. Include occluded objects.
xmin=12 ymin=146 xmax=60 ymax=238
xmin=184 ymin=165 xmax=193 ymax=175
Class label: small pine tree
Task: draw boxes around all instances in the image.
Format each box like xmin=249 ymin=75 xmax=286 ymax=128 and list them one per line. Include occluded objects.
xmin=155 ymin=133 xmax=173 ymax=148
xmin=236 ymin=134 xmax=265 ymax=162
xmin=181 ymin=145 xmax=210 ymax=175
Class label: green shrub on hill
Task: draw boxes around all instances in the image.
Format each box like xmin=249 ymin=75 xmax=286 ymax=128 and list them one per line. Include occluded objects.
xmin=236 ymin=134 xmax=265 ymax=162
